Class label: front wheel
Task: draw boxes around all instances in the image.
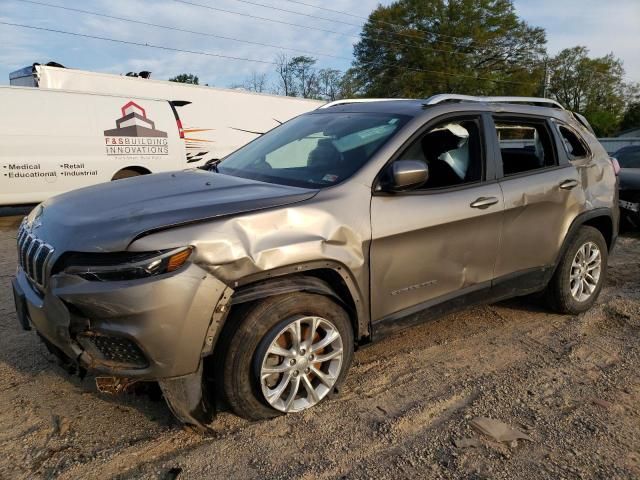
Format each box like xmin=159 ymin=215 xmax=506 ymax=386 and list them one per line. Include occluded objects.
xmin=546 ymin=226 xmax=608 ymax=314
xmin=222 ymin=293 xmax=353 ymax=420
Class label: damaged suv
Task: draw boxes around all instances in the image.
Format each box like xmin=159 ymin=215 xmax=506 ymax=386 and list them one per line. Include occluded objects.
xmin=13 ymin=95 xmax=618 ymax=430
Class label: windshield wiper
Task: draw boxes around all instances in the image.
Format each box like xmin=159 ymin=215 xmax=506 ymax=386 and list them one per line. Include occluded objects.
xmin=200 ymin=158 xmax=222 ymax=172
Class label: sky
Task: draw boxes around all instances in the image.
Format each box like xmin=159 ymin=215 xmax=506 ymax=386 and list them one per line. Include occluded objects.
xmin=1 ymin=0 xmax=639 ymax=89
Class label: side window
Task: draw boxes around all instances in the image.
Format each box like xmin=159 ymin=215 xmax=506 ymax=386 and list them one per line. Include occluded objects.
xmin=397 ymin=118 xmax=483 ymax=189
xmin=494 ymin=119 xmax=556 ymax=176
xmin=557 ymin=125 xmax=590 ymax=159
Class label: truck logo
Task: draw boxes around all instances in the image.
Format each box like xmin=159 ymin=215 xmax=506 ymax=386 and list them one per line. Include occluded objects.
xmin=104 ymin=101 xmax=169 ymax=156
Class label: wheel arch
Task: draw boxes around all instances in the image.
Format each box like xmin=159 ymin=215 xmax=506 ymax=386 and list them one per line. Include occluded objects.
xmin=554 ymin=208 xmax=616 ymax=275
xmin=227 ymin=262 xmax=370 ymax=345
xmin=581 ymin=214 xmax=614 ymax=251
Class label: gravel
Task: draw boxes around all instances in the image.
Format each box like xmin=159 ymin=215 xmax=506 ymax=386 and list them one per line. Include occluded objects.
xmin=0 ymin=213 xmax=638 ymax=480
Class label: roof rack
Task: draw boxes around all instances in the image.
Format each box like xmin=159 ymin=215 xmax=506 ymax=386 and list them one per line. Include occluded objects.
xmin=424 ymin=94 xmax=565 ymax=110
xmin=319 ymin=98 xmax=408 ymax=109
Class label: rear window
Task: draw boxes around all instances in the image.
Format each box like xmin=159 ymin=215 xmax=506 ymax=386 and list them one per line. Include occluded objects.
xmin=558 ymin=125 xmax=590 ymax=159
xmin=494 ymin=119 xmax=557 ymax=176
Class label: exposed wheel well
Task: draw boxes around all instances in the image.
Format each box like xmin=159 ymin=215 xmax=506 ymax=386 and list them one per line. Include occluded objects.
xmin=582 ymin=215 xmax=613 ymax=250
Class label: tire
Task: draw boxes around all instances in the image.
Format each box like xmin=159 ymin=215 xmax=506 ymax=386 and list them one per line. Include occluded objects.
xmin=111 ymin=168 xmax=144 ymax=180
xmin=221 ymin=293 xmax=353 ymax=421
xmin=546 ymin=226 xmax=608 ymax=314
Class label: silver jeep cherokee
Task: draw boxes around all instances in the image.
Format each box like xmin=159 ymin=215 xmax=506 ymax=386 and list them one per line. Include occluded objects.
xmin=13 ymin=95 xmax=619 ymax=430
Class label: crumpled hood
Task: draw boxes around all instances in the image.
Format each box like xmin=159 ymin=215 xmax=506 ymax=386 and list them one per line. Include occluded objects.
xmin=25 ymin=170 xmax=317 ymax=252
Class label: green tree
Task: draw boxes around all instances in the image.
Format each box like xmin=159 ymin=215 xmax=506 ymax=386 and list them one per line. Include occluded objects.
xmin=169 ymin=73 xmax=199 ymax=85
xmin=275 ymin=53 xmax=296 ymax=96
xmin=290 ymin=56 xmax=319 ymax=98
xmin=274 ymin=55 xmax=343 ymax=99
xmin=546 ymin=47 xmax=630 ymax=136
xmin=318 ymin=68 xmax=343 ymax=101
xmin=620 ymin=102 xmax=640 ymax=133
xmin=230 ymin=71 xmax=269 ymax=93
xmin=351 ymin=0 xmax=546 ymax=98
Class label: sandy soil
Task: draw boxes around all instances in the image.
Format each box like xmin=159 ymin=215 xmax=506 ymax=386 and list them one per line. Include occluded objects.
xmin=0 ymin=213 xmax=638 ymax=480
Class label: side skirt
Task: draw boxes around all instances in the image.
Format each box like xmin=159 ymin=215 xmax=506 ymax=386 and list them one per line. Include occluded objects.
xmin=371 ymin=266 xmax=551 ymax=341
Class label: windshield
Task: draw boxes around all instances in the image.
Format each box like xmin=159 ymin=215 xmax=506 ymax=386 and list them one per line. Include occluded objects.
xmin=217 ymin=112 xmax=410 ymax=188
xmin=616 ymin=148 xmax=640 ymax=169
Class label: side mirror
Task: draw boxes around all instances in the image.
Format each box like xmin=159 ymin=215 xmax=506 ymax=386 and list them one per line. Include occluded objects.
xmin=387 ymin=160 xmax=429 ymax=191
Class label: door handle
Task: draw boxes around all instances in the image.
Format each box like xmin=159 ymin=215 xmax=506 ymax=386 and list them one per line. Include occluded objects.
xmin=470 ymin=196 xmax=499 ymax=209
xmin=559 ymin=179 xmax=579 ymax=190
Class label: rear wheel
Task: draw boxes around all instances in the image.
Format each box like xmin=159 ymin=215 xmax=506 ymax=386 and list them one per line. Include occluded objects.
xmin=222 ymin=293 xmax=353 ymax=420
xmin=546 ymin=226 xmax=608 ymax=314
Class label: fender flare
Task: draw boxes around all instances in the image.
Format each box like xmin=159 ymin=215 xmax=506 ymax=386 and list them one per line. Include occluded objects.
xmin=231 ymin=275 xmax=346 ymax=308
xmin=551 ymin=208 xmax=615 ymax=279
xmin=228 ymin=261 xmax=370 ymax=342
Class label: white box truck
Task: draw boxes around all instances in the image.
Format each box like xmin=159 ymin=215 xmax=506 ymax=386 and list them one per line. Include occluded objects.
xmin=11 ymin=64 xmax=323 ymax=165
xmin=0 ymin=87 xmax=189 ymax=206
xmin=3 ymin=64 xmax=323 ymax=206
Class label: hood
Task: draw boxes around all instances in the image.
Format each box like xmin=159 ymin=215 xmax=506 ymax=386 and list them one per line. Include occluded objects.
xmin=25 ymin=170 xmax=318 ymax=252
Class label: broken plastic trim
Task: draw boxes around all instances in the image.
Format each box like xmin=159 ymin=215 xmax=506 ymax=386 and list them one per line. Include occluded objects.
xmin=158 ymin=362 xmax=215 ymax=432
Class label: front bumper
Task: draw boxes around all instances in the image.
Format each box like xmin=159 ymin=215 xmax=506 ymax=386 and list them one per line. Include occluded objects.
xmin=13 ymin=262 xmax=227 ymax=380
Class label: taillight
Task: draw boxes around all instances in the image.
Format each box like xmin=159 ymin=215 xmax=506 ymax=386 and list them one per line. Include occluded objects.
xmin=610 ymin=157 xmax=620 ymax=176
xmin=176 ymin=118 xmax=185 ymax=139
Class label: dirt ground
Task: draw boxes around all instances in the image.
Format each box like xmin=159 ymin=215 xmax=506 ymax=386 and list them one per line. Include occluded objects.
xmin=0 ymin=212 xmax=638 ymax=480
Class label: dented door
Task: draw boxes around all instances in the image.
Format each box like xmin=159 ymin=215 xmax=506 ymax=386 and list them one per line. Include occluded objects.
xmin=494 ymin=165 xmax=583 ymax=277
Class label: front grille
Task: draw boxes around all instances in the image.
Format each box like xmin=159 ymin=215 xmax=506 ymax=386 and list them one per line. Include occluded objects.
xmin=79 ymin=333 xmax=149 ymax=368
xmin=17 ymin=221 xmax=55 ymax=288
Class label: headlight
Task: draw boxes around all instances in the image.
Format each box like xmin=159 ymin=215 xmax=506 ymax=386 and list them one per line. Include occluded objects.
xmin=62 ymin=247 xmax=193 ymax=282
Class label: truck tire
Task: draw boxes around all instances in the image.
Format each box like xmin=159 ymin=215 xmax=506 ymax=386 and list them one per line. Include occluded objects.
xmin=222 ymin=292 xmax=353 ymax=420
xmin=546 ymin=226 xmax=608 ymax=314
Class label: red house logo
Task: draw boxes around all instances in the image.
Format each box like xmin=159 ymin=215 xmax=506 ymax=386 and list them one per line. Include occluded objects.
xmin=104 ymin=101 xmax=167 ymax=138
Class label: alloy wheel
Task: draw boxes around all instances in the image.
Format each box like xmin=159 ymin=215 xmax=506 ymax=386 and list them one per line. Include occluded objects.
xmin=259 ymin=316 xmax=343 ymax=413
xmin=570 ymin=241 xmax=602 ymax=302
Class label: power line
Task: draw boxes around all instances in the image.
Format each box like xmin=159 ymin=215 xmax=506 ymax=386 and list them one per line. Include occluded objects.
xmin=12 ymin=0 xmax=628 ymax=85
xmin=227 ymin=0 xmax=468 ymax=48
xmin=171 ymin=0 xmax=361 ymax=40
xmin=170 ymin=0 xmax=545 ymax=63
xmin=14 ymin=0 xmax=351 ymax=62
xmin=14 ymin=0 xmax=496 ymax=70
xmin=0 ymin=21 xmax=277 ymax=65
xmin=0 ymin=21 xmax=541 ymax=87
xmin=179 ymin=0 xmax=628 ymax=85
xmin=12 ymin=0 xmax=553 ymax=85
xmin=279 ymin=0 xmax=636 ymax=84
xmin=21 ymin=0 xmax=502 ymax=70
xmin=18 ymin=0 xmax=501 ymax=63
xmin=170 ymin=0 xmax=468 ymax=54
xmin=282 ymin=0 xmax=374 ymax=21
xmin=280 ymin=0 xmax=493 ymax=45
xmin=12 ymin=2 xmax=617 ymax=86
xmin=229 ymin=0 xmax=363 ymax=30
